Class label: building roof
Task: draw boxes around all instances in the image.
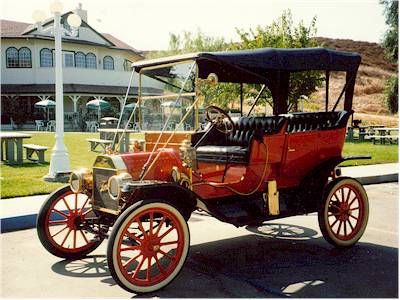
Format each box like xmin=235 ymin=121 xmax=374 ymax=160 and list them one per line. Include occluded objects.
xmin=1 ymin=19 xmax=142 ymax=56
xmin=1 ymin=19 xmax=32 ymax=37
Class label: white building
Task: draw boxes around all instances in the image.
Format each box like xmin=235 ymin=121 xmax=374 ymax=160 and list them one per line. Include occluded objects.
xmin=1 ymin=4 xmax=159 ymax=130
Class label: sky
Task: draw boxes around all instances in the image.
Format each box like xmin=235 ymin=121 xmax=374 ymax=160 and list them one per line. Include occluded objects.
xmin=1 ymin=0 xmax=388 ymax=51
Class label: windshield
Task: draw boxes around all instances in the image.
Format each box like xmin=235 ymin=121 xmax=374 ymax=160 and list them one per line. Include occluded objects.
xmin=138 ymin=61 xmax=198 ymax=131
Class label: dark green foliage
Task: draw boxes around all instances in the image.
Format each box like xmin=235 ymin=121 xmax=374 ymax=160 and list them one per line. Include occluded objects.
xmin=384 ymin=75 xmax=398 ymax=114
xmin=151 ymin=10 xmax=323 ymax=112
xmin=380 ymin=0 xmax=398 ymax=62
xmin=380 ymin=0 xmax=398 ymax=114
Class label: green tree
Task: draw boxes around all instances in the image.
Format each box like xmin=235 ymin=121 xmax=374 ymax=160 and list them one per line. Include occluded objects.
xmin=233 ymin=10 xmax=323 ymax=111
xmin=380 ymin=0 xmax=398 ymax=114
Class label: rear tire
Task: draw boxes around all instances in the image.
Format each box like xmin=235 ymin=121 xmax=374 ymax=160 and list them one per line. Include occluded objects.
xmin=107 ymin=201 xmax=190 ymax=294
xmin=318 ymin=177 xmax=369 ymax=247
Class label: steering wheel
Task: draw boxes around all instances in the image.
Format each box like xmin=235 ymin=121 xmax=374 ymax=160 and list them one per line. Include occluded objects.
xmin=205 ymin=105 xmax=235 ymax=134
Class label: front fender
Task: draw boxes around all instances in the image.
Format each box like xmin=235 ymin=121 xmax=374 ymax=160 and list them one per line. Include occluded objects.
xmin=123 ymin=181 xmax=198 ymax=219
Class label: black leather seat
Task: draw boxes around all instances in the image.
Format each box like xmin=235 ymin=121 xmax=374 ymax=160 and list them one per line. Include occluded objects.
xmin=196 ymin=116 xmax=287 ymax=164
xmin=286 ymin=110 xmax=350 ymax=133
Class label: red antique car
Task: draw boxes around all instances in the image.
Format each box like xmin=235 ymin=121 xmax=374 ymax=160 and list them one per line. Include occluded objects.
xmin=37 ymin=48 xmax=369 ymax=293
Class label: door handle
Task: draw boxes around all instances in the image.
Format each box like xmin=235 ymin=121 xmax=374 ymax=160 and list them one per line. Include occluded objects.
xmin=288 ymin=147 xmax=295 ymax=152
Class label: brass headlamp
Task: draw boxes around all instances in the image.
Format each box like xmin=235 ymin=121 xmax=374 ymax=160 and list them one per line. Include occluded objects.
xmin=69 ymin=168 xmax=93 ymax=193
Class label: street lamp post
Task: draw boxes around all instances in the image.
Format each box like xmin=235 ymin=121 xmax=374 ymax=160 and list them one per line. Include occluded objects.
xmin=33 ymin=1 xmax=81 ymax=182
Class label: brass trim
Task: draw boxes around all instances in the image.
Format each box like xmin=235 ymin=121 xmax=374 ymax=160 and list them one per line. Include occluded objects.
xmin=93 ymin=205 xmax=120 ymax=215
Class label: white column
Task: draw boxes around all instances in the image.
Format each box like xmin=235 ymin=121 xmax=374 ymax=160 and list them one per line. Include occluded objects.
xmin=69 ymin=95 xmax=81 ymax=112
xmin=45 ymin=11 xmax=71 ymax=181
xmin=116 ymin=96 xmax=125 ymax=112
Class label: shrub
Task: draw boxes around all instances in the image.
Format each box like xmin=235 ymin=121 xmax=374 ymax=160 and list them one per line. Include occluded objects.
xmin=384 ymin=75 xmax=398 ymax=114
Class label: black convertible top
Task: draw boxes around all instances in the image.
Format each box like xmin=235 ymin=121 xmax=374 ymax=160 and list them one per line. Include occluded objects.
xmin=132 ymin=48 xmax=361 ymax=73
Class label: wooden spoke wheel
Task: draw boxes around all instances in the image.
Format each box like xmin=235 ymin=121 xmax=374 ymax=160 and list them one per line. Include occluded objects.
xmin=37 ymin=186 xmax=104 ymax=259
xmin=107 ymin=201 xmax=190 ymax=294
xmin=318 ymin=177 xmax=369 ymax=247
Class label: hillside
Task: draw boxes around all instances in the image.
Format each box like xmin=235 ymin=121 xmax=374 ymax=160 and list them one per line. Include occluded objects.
xmin=311 ymin=37 xmax=397 ymax=126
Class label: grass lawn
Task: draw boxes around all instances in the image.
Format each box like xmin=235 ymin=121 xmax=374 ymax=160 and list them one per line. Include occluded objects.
xmin=0 ymin=132 xmax=398 ymax=199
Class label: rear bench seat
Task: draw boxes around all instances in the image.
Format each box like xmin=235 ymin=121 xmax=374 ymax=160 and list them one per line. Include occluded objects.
xmin=195 ymin=111 xmax=350 ymax=164
xmin=196 ymin=116 xmax=287 ymax=164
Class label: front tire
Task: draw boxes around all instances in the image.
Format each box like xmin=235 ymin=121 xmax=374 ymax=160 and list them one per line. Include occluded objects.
xmin=37 ymin=186 xmax=104 ymax=259
xmin=107 ymin=201 xmax=190 ymax=294
xmin=318 ymin=177 xmax=369 ymax=247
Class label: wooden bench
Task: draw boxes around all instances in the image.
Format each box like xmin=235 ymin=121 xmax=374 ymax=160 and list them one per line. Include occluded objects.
xmin=369 ymin=135 xmax=399 ymax=145
xmin=23 ymin=144 xmax=48 ymax=163
xmin=87 ymin=138 xmax=112 ymax=153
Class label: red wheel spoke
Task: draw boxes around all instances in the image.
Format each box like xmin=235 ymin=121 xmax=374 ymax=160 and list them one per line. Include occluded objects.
xmin=155 ymin=255 xmax=165 ymax=274
xmin=349 ymin=207 xmax=359 ymax=211
xmin=132 ymin=256 xmax=146 ymax=279
xmin=345 ymin=188 xmax=351 ymax=203
xmin=52 ymin=209 xmax=68 ymax=219
xmin=74 ymin=193 xmax=78 ymax=213
xmin=81 ymin=208 xmax=93 ymax=218
xmin=159 ymin=226 xmax=174 ymax=241
xmin=79 ymin=196 xmax=90 ymax=217
xmin=125 ymin=231 xmax=142 ymax=244
xmin=51 ymin=225 xmax=68 ymax=238
xmin=154 ymin=216 xmax=166 ymax=236
xmin=62 ymin=198 xmax=73 ymax=215
xmin=149 ymin=212 xmax=154 ymax=236
xmin=159 ymin=249 xmax=175 ymax=260
xmin=349 ymin=214 xmax=359 ymax=222
xmin=328 ymin=212 xmax=340 ymax=216
xmin=341 ymin=188 xmax=345 ymax=203
xmin=123 ymin=253 xmax=142 ymax=268
xmin=348 ymin=195 xmax=358 ymax=207
xmin=336 ymin=220 xmax=343 ymax=235
xmin=160 ymin=240 xmax=178 ymax=246
xmin=330 ymin=218 xmax=339 ymax=228
xmin=343 ymin=220 xmax=347 ymax=236
xmin=79 ymin=229 xmax=89 ymax=244
xmin=120 ymin=246 xmax=140 ymax=252
xmin=347 ymin=220 xmax=355 ymax=231
xmin=61 ymin=228 xmax=72 ymax=247
xmin=73 ymin=230 xmax=77 ymax=248
xmin=49 ymin=219 xmax=68 ymax=225
xmin=329 ymin=203 xmax=341 ymax=211
xmin=146 ymin=257 xmax=152 ymax=281
xmin=333 ymin=194 xmax=341 ymax=203
xmin=137 ymin=218 xmax=147 ymax=238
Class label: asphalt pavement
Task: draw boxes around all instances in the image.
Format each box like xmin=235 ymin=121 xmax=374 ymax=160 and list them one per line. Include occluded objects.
xmin=0 ymin=182 xmax=398 ymax=298
xmin=1 ymin=162 xmax=398 ymax=232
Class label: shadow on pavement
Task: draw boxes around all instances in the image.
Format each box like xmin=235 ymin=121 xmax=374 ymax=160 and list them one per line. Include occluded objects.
xmin=51 ymin=223 xmax=398 ymax=298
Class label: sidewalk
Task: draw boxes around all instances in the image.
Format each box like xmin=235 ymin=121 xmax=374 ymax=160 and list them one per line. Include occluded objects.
xmin=1 ymin=163 xmax=398 ymax=233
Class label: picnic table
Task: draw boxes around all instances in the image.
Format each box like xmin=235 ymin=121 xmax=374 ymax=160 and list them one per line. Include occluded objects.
xmin=0 ymin=132 xmax=32 ymax=164
xmin=346 ymin=125 xmax=369 ymax=142
xmin=370 ymin=127 xmax=399 ymax=145
xmin=96 ymin=128 xmax=140 ymax=153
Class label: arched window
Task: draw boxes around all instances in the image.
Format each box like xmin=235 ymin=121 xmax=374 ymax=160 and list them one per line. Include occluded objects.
xmin=103 ymin=56 xmax=114 ymax=70
xmin=18 ymin=47 xmax=32 ymax=68
xmin=123 ymin=59 xmax=132 ymax=71
xmin=75 ymin=52 xmax=86 ymax=68
xmin=6 ymin=47 xmax=19 ymax=68
xmin=40 ymin=48 xmax=53 ymax=67
xmin=86 ymin=53 xmax=97 ymax=69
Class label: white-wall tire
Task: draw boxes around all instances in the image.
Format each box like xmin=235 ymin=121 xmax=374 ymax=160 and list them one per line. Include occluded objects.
xmin=107 ymin=201 xmax=190 ymax=293
xmin=318 ymin=177 xmax=369 ymax=247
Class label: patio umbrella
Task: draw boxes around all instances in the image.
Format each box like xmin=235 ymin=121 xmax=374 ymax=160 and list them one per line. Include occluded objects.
xmin=86 ymin=99 xmax=111 ymax=121
xmin=124 ymin=102 xmax=146 ymax=123
xmin=34 ymin=99 xmax=56 ymax=120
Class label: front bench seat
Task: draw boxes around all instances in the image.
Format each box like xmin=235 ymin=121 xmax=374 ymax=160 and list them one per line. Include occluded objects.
xmin=196 ymin=116 xmax=287 ymax=164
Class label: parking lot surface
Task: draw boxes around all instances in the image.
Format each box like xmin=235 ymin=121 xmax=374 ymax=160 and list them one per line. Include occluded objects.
xmin=1 ymin=183 xmax=398 ymax=298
